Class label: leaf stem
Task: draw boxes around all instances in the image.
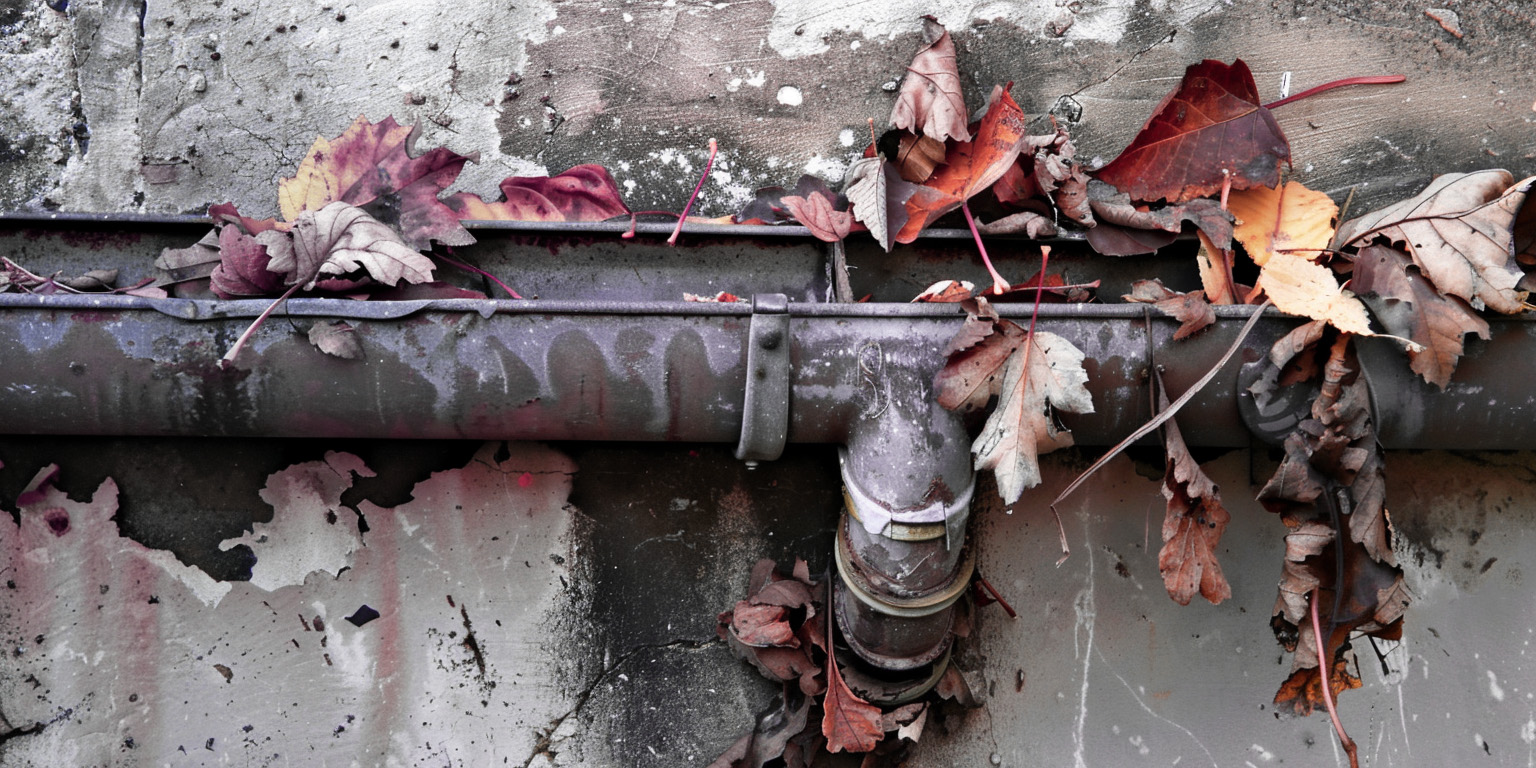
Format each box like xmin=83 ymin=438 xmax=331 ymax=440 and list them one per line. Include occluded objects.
xmin=975 ymin=573 xmax=1018 ymax=619
xmin=1311 ymin=588 xmax=1360 ymax=768
xmin=221 ymin=281 xmax=303 ymax=368
xmin=437 ymin=249 xmax=523 ymax=299
xmin=668 ymin=138 xmax=718 ymax=246
xmin=962 ymin=201 xmax=1012 ymax=294
xmin=1264 ymin=75 xmax=1405 ymax=110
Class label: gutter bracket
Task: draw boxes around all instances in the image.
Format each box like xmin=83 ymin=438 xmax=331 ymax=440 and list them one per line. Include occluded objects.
xmin=735 ymin=293 xmax=791 ymax=463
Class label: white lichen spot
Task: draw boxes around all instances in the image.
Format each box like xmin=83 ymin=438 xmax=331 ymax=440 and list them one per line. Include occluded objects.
xmin=777 ymin=85 xmax=803 ymax=106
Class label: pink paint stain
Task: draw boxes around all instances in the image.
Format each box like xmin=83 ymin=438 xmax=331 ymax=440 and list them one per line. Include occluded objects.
xmin=517 ymin=472 xmax=534 ymax=488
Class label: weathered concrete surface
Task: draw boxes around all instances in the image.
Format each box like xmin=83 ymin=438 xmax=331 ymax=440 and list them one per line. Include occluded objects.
xmin=3 ymin=1 xmax=1533 ymax=215
xmin=4 ymin=441 xmax=1535 ymax=766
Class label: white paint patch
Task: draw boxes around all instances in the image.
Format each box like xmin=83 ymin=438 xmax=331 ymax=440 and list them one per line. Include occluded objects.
xmin=803 ymin=154 xmax=850 ymax=181
xmin=838 ymin=129 xmax=856 ymax=147
xmin=776 ymin=85 xmax=803 ymax=106
xmin=1072 ymin=542 xmax=1096 ymax=768
xmin=764 ymin=0 xmax=1223 ymax=59
xmin=219 ymin=451 xmax=374 ymax=591
xmin=1490 ymin=670 xmax=1507 ymax=702
xmin=1249 ymin=743 xmax=1275 ymax=761
xmin=1520 ymin=717 xmax=1536 ymax=744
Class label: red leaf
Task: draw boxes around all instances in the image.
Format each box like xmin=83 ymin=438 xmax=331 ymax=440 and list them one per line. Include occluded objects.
xmin=445 ymin=165 xmax=630 ymax=223
xmin=209 ymin=226 xmax=285 ymax=299
xmin=780 ymin=193 xmax=853 ymax=243
xmin=1156 ymin=383 xmax=1231 ymax=605
xmin=895 ymin=85 xmax=1030 ymax=243
xmin=731 ymin=602 xmax=797 ymax=648
xmin=822 ymin=644 xmax=882 ymax=753
xmin=1094 ymin=59 xmax=1291 ymax=204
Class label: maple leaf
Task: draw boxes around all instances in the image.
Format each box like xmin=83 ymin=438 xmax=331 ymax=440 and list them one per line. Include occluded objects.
xmin=1123 ymin=279 xmax=1215 ymax=340
xmin=933 ymin=298 xmax=1025 ymax=412
xmin=1255 ymin=250 xmax=1374 ymax=336
xmin=1351 ymin=243 xmax=1490 ymax=389
xmin=209 ymin=226 xmax=284 ymax=299
xmin=895 ymin=85 xmax=1031 ymax=244
xmin=278 ymin=115 xmax=477 ymax=250
xmin=1156 ymin=384 xmax=1231 ymax=605
xmin=844 ymin=156 xmax=918 ymax=252
xmin=971 ymin=331 xmax=1094 ymax=503
xmin=1228 ymin=180 xmax=1338 ymax=267
xmin=259 ymin=202 xmax=435 ymax=290
xmin=1334 ymin=169 xmax=1529 ymax=314
xmin=889 ymin=16 xmax=970 ymax=144
xmin=444 ymin=165 xmax=631 ymax=224
xmin=1094 ymin=59 xmax=1291 ymax=204
xmin=780 ymin=192 xmax=853 ymax=243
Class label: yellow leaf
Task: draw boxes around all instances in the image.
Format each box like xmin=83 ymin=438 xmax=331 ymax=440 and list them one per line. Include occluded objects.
xmin=277 ymin=116 xmax=416 ymax=221
xmin=1194 ymin=230 xmax=1237 ymax=304
xmin=1257 ymin=251 xmax=1374 ymax=335
xmin=1228 ymin=181 xmax=1338 ymax=267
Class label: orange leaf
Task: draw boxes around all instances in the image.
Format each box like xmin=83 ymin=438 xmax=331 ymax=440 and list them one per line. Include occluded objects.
xmin=894 ymin=85 xmax=1030 ymax=244
xmin=1228 ymin=181 xmax=1338 ymax=267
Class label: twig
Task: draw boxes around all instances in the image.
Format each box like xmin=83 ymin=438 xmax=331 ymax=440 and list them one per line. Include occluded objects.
xmin=1311 ymin=588 xmax=1360 ymax=768
xmin=1264 ymin=75 xmax=1405 ymax=110
xmin=221 ymin=282 xmax=303 ymax=368
xmin=1049 ymin=300 xmax=1274 ymax=551
xmin=962 ymin=201 xmax=1012 ymax=294
xmin=975 ymin=573 xmax=1018 ymax=619
xmin=437 ymin=248 xmax=523 ymax=299
xmin=668 ymin=138 xmax=718 ymax=246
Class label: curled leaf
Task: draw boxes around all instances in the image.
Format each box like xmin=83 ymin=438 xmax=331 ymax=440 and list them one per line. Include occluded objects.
xmin=1123 ymin=279 xmax=1215 ymax=340
xmin=308 ymin=320 xmax=363 ymax=360
xmin=210 ymin=226 xmax=284 ymax=299
xmin=445 ymin=164 xmax=631 ymax=223
xmin=1351 ymin=243 xmax=1489 ymax=389
xmin=261 ymin=202 xmax=435 ymax=290
xmin=1156 ymin=382 xmax=1231 ymax=605
xmin=895 ymin=85 xmax=1030 ymax=243
xmin=889 ymin=16 xmax=970 ymax=144
xmin=844 ymin=157 xmax=917 ymax=252
xmin=780 ymin=192 xmax=853 ymax=243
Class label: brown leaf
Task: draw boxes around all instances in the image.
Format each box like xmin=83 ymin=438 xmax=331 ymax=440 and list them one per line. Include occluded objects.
xmin=1086 ymin=180 xmax=1233 ymax=255
xmin=260 ymin=202 xmax=435 ymax=290
xmin=895 ymin=85 xmax=1030 ymax=243
xmin=1123 ymin=279 xmax=1215 ymax=340
xmin=822 ymin=655 xmax=883 ymax=754
xmin=844 ymin=156 xmax=919 ymax=252
xmin=210 ymin=226 xmax=285 ymax=298
xmin=278 ymin=116 xmax=477 ymax=249
xmin=1352 ymin=244 xmax=1490 ymax=389
xmin=889 ymin=16 xmax=970 ymax=144
xmin=156 ymin=230 xmax=223 ymax=285
xmin=1157 ymin=384 xmax=1231 ymax=605
xmin=1094 ymin=59 xmax=1290 ymax=204
xmin=707 ymin=687 xmax=811 ymax=768
xmin=894 ymin=133 xmax=947 ymax=183
xmin=1335 ymin=169 xmax=1529 ymax=313
xmin=934 ymin=665 xmax=982 ymax=708
xmin=780 ymin=193 xmax=853 ymax=243
xmin=911 ymin=279 xmax=975 ymax=303
xmin=933 ymin=298 xmax=1024 ymax=412
xmin=308 ymin=320 xmax=363 ymax=361
xmin=731 ymin=601 xmax=797 ymax=648
xmin=751 ymin=579 xmax=815 ymax=609
xmin=977 ymin=210 xmax=1057 ymax=238
xmin=1228 ymin=180 xmax=1338 ymax=267
xmin=736 ymin=176 xmax=841 ymax=224
xmin=970 ymin=330 xmax=1094 ymax=503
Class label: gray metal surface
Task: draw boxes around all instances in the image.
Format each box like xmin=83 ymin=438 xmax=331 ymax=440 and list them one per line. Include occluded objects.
xmin=734 ymin=294 xmax=791 ymax=462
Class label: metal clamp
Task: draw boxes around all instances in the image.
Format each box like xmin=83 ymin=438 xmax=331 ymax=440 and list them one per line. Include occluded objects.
xmin=735 ymin=294 xmax=791 ymax=463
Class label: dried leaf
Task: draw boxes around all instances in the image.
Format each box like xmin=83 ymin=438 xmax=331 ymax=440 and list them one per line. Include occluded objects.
xmin=1086 ymin=222 xmax=1179 ymax=257
xmin=822 ymin=654 xmax=882 ymax=754
xmin=684 ymin=291 xmax=748 ymax=303
xmin=210 ymin=226 xmax=284 ymax=299
xmin=933 ymin=298 xmax=1025 ymax=411
xmin=1335 ymin=169 xmax=1528 ymax=313
xmin=260 ymin=202 xmax=435 ymax=290
xmin=445 ymin=165 xmax=631 ymax=224
xmin=889 ymin=16 xmax=970 ymax=144
xmin=912 ymin=279 xmax=974 ymax=303
xmin=977 ymin=210 xmax=1057 ymax=238
xmin=894 ymin=133 xmax=948 ymax=183
xmin=1352 ymin=244 xmax=1490 ymax=388
xmin=155 ymin=229 xmax=223 ymax=284
xmin=736 ymin=176 xmax=841 ymax=224
xmin=780 ymin=193 xmax=853 ymax=243
xmin=971 ymin=331 xmax=1095 ymax=503
xmin=307 ymin=320 xmax=363 ymax=360
xmin=278 ymin=116 xmax=476 ymax=249
xmin=1157 ymin=384 xmax=1231 ymax=605
xmin=1256 ymin=250 xmax=1374 ymax=336
xmin=1123 ymin=279 xmax=1216 ymax=340
xmin=1228 ymin=181 xmax=1339 ymax=267
xmin=844 ymin=157 xmax=918 ymax=252
xmin=1194 ymin=230 xmax=1238 ymax=304
xmin=58 ymin=269 xmax=117 ymax=291
xmin=731 ymin=601 xmax=797 ymax=648
xmin=1094 ymin=59 xmax=1290 ymax=204
xmin=934 ymin=665 xmax=982 ymax=708
xmin=1086 ymin=179 xmax=1235 ymax=250
xmin=895 ymin=85 xmax=1030 ymax=243
xmin=708 ymin=688 xmax=812 ymax=768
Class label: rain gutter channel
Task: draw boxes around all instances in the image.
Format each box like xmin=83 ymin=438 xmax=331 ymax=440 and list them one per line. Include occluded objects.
xmin=3 ymin=220 xmax=1533 ymax=691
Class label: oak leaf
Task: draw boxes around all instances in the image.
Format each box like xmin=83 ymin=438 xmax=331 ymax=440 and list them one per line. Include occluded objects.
xmin=1351 ymin=243 xmax=1489 ymax=389
xmin=1228 ymin=181 xmax=1338 ymax=267
xmin=1334 ymin=169 xmax=1529 ymax=313
xmin=1157 ymin=384 xmax=1231 ymax=605
xmin=259 ymin=202 xmax=435 ymax=290
xmin=895 ymin=85 xmax=1030 ymax=243
xmin=444 ymin=164 xmax=631 ymax=224
xmin=844 ymin=156 xmax=918 ymax=252
xmin=1124 ymin=279 xmax=1215 ymax=340
xmin=780 ymin=192 xmax=853 ymax=243
xmin=1094 ymin=59 xmax=1290 ymax=204
xmin=971 ymin=330 xmax=1094 ymax=503
xmin=889 ymin=16 xmax=970 ymax=144
xmin=1255 ymin=250 xmax=1374 ymax=336
xmin=278 ymin=115 xmax=477 ymax=249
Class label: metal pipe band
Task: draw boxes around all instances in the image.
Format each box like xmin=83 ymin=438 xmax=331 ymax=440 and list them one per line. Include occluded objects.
xmin=834 ymin=523 xmax=975 ymax=618
xmin=842 ymin=488 xmax=947 ymax=542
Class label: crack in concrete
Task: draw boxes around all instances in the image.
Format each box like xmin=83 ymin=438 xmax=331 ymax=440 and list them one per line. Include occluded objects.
xmin=1066 ymin=28 xmax=1177 ymax=101
xmin=518 ymin=636 xmax=722 ymax=768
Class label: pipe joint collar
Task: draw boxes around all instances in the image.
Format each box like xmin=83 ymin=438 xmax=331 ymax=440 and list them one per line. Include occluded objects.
xmin=839 ymin=448 xmax=974 ymax=538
